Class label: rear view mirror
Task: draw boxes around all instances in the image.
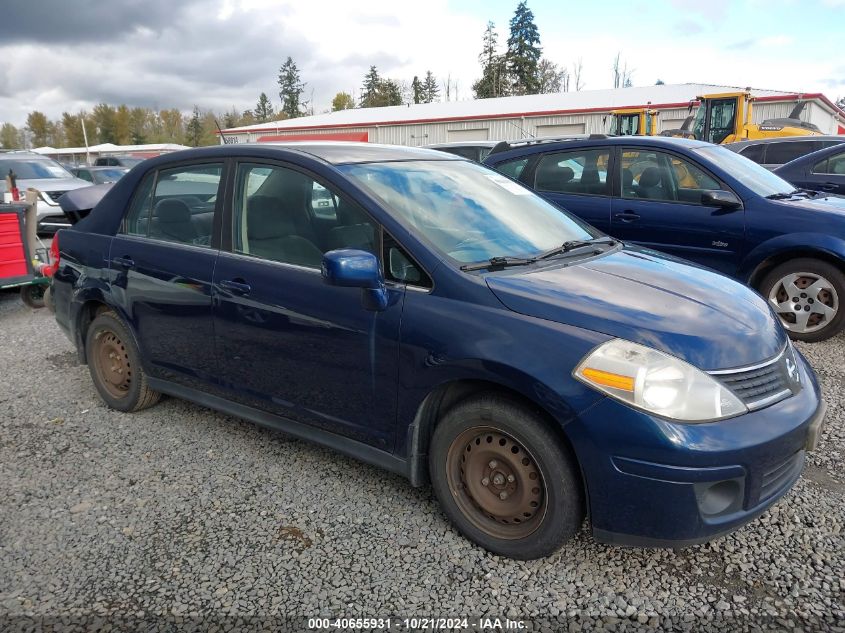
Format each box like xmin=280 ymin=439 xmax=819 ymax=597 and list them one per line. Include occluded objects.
xmin=701 ymin=190 xmax=742 ymax=209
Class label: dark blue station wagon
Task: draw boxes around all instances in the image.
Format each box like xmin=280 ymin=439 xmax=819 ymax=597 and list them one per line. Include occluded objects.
xmin=51 ymin=143 xmax=825 ymax=559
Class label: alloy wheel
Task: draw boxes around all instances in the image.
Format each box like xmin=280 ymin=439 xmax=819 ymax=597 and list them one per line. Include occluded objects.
xmin=768 ymin=272 xmax=839 ymax=334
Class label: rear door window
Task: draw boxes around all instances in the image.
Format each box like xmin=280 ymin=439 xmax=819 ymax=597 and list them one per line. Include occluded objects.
xmin=814 ymin=150 xmax=845 ymax=175
xmin=122 ymin=164 xmax=222 ymax=247
xmin=534 ymin=149 xmax=610 ymax=195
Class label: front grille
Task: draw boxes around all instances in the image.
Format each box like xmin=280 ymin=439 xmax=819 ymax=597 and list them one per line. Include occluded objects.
xmin=710 ymin=345 xmax=801 ymax=411
xmin=760 ymin=451 xmax=804 ymax=502
xmin=45 ymin=190 xmax=67 ymax=202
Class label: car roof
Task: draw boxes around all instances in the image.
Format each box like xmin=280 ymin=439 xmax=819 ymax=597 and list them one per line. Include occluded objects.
xmin=424 ymin=141 xmax=500 ymax=149
xmin=0 ymin=151 xmax=53 ymax=160
xmin=485 ymin=135 xmax=710 ymax=162
xmin=134 ymin=142 xmax=465 ymax=167
xmin=725 ymin=135 xmax=845 ymax=149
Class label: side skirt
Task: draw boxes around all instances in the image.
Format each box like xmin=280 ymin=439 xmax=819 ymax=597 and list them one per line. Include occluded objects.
xmin=147 ymin=377 xmax=410 ymax=480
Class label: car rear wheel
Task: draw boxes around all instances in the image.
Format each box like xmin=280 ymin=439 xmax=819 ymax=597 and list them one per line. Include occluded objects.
xmin=20 ymin=284 xmax=46 ymax=309
xmin=429 ymin=395 xmax=584 ymax=559
xmin=85 ymin=311 xmax=161 ymax=412
xmin=761 ymin=259 xmax=845 ymax=342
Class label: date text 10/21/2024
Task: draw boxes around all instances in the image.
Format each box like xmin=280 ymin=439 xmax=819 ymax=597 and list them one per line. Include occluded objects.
xmin=307 ymin=617 xmax=527 ymax=631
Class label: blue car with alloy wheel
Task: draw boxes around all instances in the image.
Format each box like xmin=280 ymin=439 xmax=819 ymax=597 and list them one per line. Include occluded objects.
xmin=49 ymin=143 xmax=824 ymax=559
xmin=485 ymin=135 xmax=845 ymax=342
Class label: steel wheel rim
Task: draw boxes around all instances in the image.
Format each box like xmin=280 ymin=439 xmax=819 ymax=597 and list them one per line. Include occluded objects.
xmin=93 ymin=329 xmax=132 ymax=399
xmin=446 ymin=426 xmax=547 ymax=540
xmin=768 ymin=272 xmax=839 ymax=334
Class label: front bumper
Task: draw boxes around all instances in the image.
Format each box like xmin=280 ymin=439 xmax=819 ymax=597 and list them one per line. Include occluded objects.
xmin=567 ymin=353 xmax=824 ymax=547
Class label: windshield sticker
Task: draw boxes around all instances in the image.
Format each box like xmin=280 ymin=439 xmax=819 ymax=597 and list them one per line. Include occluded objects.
xmin=485 ymin=174 xmax=531 ymax=195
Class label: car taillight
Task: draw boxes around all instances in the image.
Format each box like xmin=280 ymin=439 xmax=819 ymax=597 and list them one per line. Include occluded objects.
xmin=42 ymin=233 xmax=60 ymax=277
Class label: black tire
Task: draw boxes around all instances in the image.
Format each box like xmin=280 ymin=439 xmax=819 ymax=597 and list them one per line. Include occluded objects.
xmin=429 ymin=395 xmax=585 ymax=560
xmin=759 ymin=258 xmax=845 ymax=343
xmin=43 ymin=286 xmax=54 ymax=313
xmin=85 ymin=311 xmax=161 ymax=412
xmin=20 ymin=284 xmax=46 ymax=309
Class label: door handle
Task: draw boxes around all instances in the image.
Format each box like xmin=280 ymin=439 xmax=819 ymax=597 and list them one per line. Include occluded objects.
xmin=819 ymin=183 xmax=836 ymax=191
xmin=614 ymin=212 xmax=641 ymax=223
xmin=110 ymin=256 xmax=135 ymax=269
xmin=219 ymin=279 xmax=252 ymax=295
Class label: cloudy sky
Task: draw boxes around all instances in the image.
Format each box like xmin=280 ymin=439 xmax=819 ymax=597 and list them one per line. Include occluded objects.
xmin=0 ymin=0 xmax=843 ymax=126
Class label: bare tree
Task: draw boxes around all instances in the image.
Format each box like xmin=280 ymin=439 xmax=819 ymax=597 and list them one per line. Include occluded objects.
xmin=612 ymin=52 xmax=634 ymax=89
xmin=572 ymin=58 xmax=585 ymax=91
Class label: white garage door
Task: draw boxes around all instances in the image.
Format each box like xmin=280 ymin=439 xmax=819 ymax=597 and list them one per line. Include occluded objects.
xmin=447 ymin=128 xmax=489 ymax=141
xmin=659 ymin=118 xmax=687 ymax=133
xmin=536 ymin=123 xmax=586 ymax=137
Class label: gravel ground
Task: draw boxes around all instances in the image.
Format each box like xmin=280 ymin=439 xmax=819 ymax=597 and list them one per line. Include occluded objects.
xmin=0 ymin=290 xmax=842 ymax=632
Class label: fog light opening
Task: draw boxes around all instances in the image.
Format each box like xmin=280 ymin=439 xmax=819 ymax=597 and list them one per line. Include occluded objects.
xmin=698 ymin=479 xmax=742 ymax=516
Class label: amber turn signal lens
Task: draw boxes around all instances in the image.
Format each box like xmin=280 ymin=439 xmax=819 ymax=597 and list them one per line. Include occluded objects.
xmin=580 ymin=368 xmax=635 ymax=392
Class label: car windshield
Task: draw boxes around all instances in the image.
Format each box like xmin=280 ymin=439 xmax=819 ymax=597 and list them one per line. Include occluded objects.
xmin=0 ymin=158 xmax=73 ymax=180
xmin=340 ymin=160 xmax=595 ymax=264
xmin=693 ymin=145 xmax=796 ymax=197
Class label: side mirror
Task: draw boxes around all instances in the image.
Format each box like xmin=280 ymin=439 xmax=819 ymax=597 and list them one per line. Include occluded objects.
xmin=321 ymin=249 xmax=387 ymax=311
xmin=701 ymin=190 xmax=742 ymax=209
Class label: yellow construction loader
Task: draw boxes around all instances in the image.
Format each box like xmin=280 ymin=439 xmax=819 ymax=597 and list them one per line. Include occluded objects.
xmin=661 ymin=91 xmax=821 ymax=144
xmin=607 ymin=108 xmax=659 ymax=136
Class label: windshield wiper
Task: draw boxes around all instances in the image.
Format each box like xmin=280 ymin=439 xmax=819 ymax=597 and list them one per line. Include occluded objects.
xmin=766 ymin=189 xmax=812 ymax=200
xmin=460 ymin=256 xmax=537 ymax=272
xmin=460 ymin=237 xmax=617 ymax=272
xmin=536 ymin=236 xmax=617 ymax=260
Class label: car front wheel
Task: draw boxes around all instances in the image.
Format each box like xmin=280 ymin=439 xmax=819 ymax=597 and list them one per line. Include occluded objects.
xmin=429 ymin=395 xmax=585 ymax=560
xmin=761 ymin=258 xmax=845 ymax=342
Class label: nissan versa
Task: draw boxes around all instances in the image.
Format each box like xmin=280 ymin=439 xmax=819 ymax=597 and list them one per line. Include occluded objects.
xmin=49 ymin=143 xmax=825 ymax=560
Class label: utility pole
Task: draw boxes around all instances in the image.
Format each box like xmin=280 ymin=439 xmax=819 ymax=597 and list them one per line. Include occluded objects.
xmin=80 ymin=114 xmax=91 ymax=166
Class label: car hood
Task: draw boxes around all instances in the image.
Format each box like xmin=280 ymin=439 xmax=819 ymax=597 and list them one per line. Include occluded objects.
xmin=2 ymin=177 xmax=91 ymax=193
xmin=485 ymin=248 xmax=787 ymax=371
xmin=779 ymin=194 xmax=845 ymax=214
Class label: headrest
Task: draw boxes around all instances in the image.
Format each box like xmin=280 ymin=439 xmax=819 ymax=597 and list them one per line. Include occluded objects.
xmin=581 ymin=168 xmax=600 ymax=185
xmin=622 ymin=168 xmax=634 ymax=188
xmin=536 ymin=162 xmax=574 ymax=191
xmin=247 ymin=196 xmax=293 ymax=240
xmin=638 ymin=167 xmax=662 ymax=189
xmin=154 ymin=199 xmax=192 ymax=224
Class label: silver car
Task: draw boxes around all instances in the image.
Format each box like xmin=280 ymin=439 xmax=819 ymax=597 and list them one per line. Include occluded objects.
xmin=0 ymin=152 xmax=91 ymax=233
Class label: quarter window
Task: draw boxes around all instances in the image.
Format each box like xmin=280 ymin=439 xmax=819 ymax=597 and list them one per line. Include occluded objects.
xmin=535 ymin=149 xmax=610 ymax=195
xmin=738 ymin=144 xmax=765 ymax=164
xmin=233 ymin=163 xmax=378 ymax=269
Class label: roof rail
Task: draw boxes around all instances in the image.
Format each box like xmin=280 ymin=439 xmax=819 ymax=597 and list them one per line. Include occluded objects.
xmin=488 ymin=133 xmax=612 ymax=155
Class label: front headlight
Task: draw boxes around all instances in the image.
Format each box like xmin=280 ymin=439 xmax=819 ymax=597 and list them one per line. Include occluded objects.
xmin=574 ymin=339 xmax=747 ymax=422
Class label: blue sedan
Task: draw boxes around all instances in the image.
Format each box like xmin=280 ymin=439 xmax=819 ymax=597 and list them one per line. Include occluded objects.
xmin=50 ymin=143 xmax=823 ymax=559
xmin=486 ymin=136 xmax=845 ymax=342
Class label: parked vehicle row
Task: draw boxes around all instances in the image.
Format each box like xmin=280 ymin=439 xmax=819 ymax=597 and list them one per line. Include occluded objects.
xmin=50 ymin=142 xmax=825 ymax=559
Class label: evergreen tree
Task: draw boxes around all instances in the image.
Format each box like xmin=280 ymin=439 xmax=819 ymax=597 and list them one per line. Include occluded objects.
xmin=129 ymin=107 xmax=150 ymax=144
xmin=254 ymin=92 xmax=275 ymax=122
xmin=278 ymin=57 xmax=306 ymax=118
xmin=186 ymin=106 xmax=203 ymax=147
xmin=91 ymin=104 xmax=117 ymax=144
xmin=506 ymin=1 xmax=542 ymax=95
xmin=411 ymin=76 xmax=423 ymax=104
xmin=223 ymin=107 xmax=241 ymax=128
xmin=473 ymin=21 xmax=508 ymax=99
xmin=421 ymin=71 xmax=439 ymax=103
xmin=360 ymin=66 xmax=382 ymax=107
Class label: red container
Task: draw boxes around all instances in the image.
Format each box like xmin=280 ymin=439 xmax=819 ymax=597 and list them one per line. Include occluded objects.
xmin=0 ymin=205 xmax=32 ymax=284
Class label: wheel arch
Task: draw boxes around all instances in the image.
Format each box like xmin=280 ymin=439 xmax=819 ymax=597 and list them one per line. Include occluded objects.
xmin=404 ymin=378 xmax=584 ymax=491
xmin=742 ymin=239 xmax=845 ymax=290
